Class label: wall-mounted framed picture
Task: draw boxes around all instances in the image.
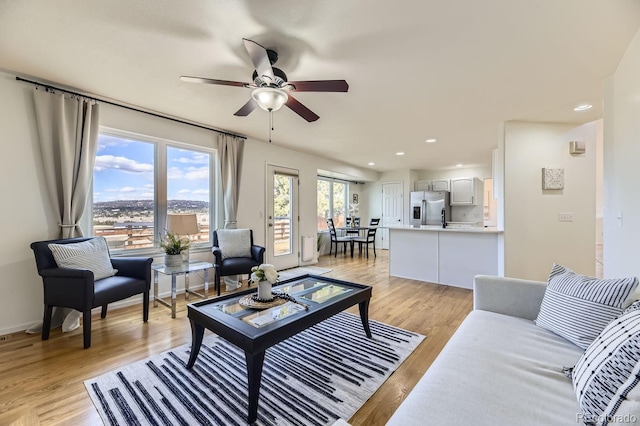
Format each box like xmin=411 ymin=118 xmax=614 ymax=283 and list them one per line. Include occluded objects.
xmin=542 ymin=168 xmax=564 ymax=190
xmin=352 ymin=194 xmax=358 ymax=204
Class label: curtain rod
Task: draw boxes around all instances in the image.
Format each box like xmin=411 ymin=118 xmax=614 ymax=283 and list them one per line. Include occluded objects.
xmin=15 ymin=76 xmax=246 ymax=140
xmin=317 ymin=174 xmax=364 ymax=185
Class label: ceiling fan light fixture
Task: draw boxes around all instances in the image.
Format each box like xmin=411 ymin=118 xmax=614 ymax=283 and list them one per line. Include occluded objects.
xmin=251 ymin=87 xmax=288 ymax=112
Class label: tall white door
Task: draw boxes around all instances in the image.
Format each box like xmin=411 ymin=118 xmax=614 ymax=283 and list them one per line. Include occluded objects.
xmin=266 ymin=165 xmax=299 ymax=270
xmin=381 ymin=182 xmax=404 ymax=249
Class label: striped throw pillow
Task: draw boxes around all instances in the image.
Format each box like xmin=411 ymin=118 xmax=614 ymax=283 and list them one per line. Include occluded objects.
xmin=48 ymin=237 xmax=117 ymax=281
xmin=535 ymin=264 xmax=638 ymax=349
xmin=572 ymin=302 xmax=640 ymax=425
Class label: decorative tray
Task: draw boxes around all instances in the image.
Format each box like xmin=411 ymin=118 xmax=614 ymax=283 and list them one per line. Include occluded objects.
xmin=238 ymin=294 xmax=288 ymax=310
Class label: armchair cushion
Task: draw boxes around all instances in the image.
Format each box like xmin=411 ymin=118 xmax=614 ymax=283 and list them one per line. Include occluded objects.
xmin=216 ymin=229 xmax=252 ymax=259
xmin=48 ymin=237 xmax=117 ymax=280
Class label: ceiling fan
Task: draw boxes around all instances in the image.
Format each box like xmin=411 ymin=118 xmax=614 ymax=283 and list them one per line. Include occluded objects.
xmin=180 ymin=38 xmax=349 ymax=122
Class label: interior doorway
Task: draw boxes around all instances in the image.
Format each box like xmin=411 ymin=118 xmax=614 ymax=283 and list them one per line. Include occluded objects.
xmin=381 ymin=182 xmax=403 ymax=249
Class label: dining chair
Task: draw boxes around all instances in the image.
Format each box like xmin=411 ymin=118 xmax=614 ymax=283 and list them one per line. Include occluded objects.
xmin=327 ymin=218 xmax=351 ymax=257
xmin=353 ymin=224 xmax=379 ymax=258
xmin=369 ymin=218 xmax=381 ymax=226
xmin=345 ymin=217 xmax=361 ymax=237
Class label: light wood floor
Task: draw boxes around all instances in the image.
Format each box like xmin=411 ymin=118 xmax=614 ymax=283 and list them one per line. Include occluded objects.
xmin=0 ymin=250 xmax=473 ymax=425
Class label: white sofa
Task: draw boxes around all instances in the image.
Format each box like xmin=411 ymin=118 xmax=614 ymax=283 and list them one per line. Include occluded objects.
xmin=387 ymin=275 xmax=584 ymax=425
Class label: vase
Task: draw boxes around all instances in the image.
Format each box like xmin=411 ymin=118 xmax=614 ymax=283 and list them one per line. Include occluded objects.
xmin=164 ymin=254 xmax=183 ymax=267
xmin=257 ymin=280 xmax=273 ymax=300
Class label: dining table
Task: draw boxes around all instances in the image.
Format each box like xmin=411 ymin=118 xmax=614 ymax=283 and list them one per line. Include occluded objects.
xmin=337 ymin=225 xmax=371 ymax=257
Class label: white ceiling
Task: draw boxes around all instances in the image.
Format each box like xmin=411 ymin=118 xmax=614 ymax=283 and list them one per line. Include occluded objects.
xmin=1 ymin=0 xmax=639 ymax=173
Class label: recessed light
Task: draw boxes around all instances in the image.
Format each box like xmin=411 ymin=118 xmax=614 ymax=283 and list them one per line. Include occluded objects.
xmin=426 ymin=138 xmax=437 ymax=143
xmin=396 ymin=152 xmax=405 ymax=156
xmin=456 ymin=164 xmax=463 ymax=167
xmin=368 ymin=162 xmax=375 ymax=166
xmin=573 ymin=104 xmax=592 ymax=111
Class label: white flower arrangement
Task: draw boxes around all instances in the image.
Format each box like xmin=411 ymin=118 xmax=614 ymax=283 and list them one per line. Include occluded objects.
xmin=249 ymin=263 xmax=279 ymax=284
xmin=348 ymin=202 xmax=359 ymax=217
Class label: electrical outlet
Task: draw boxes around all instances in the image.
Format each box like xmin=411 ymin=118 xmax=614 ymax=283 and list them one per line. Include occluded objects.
xmin=559 ymin=213 xmax=573 ymax=222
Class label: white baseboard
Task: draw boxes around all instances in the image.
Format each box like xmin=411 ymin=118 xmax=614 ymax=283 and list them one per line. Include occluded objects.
xmin=0 ymin=283 xmax=209 ymax=337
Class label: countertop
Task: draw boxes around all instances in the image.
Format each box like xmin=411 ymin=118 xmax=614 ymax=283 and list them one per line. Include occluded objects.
xmin=388 ymin=225 xmax=503 ymax=234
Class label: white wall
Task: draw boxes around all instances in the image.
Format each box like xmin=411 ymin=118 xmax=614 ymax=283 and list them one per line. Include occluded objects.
xmin=603 ymin=28 xmax=640 ymax=279
xmin=503 ymin=121 xmax=597 ymax=280
xmin=595 ymin=120 xmax=604 ymax=245
xmin=417 ymin=166 xmax=492 ymax=182
xmin=0 ymin=71 xmax=376 ymax=334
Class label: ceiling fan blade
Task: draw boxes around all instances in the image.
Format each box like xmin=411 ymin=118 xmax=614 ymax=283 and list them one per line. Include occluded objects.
xmin=285 ymin=94 xmax=319 ymax=122
xmin=180 ymin=76 xmax=248 ymax=87
xmin=242 ymin=38 xmax=275 ymax=82
xmin=288 ymin=80 xmax=349 ymax=92
xmin=234 ymin=98 xmax=259 ymax=116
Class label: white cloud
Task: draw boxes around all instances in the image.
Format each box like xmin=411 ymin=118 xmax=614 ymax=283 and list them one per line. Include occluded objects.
xmin=95 ymin=155 xmax=153 ymax=173
xmin=193 ymin=189 xmax=209 ymax=195
xmin=177 ymin=189 xmax=191 ymax=194
xmin=173 ymin=153 xmax=209 ymax=165
xmin=184 ymin=167 xmax=209 ymax=180
xmin=97 ymin=135 xmax=130 ymax=151
xmin=167 ymin=167 xmax=184 ymax=179
xmin=120 ymin=187 xmax=136 ymax=193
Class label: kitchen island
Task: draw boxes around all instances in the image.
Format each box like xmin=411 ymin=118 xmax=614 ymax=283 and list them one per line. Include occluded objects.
xmin=389 ymin=226 xmax=503 ymax=289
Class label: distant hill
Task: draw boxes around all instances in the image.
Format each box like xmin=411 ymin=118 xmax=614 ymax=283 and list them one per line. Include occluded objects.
xmin=94 ymin=200 xmax=209 ymax=223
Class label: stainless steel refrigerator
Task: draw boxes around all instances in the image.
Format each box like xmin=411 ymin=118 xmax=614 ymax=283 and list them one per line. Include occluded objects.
xmin=410 ymin=191 xmax=451 ymax=227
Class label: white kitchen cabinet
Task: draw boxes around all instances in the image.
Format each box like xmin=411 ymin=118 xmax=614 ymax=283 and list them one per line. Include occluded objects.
xmin=430 ymin=179 xmax=450 ymax=191
xmin=450 ymin=177 xmax=481 ymax=205
xmin=414 ymin=180 xmax=431 ymax=191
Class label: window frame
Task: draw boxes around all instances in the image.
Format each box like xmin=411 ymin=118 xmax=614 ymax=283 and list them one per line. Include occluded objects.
xmin=89 ymin=127 xmax=216 ymax=255
xmin=317 ymin=177 xmax=349 ymax=232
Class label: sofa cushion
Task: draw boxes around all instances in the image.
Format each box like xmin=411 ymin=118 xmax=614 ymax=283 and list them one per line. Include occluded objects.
xmin=48 ymin=237 xmax=117 ymax=280
xmin=535 ymin=263 xmax=638 ymax=349
xmin=216 ymin=229 xmax=252 ymax=259
xmin=387 ymin=310 xmax=583 ymax=426
xmin=572 ymin=300 xmax=640 ymax=425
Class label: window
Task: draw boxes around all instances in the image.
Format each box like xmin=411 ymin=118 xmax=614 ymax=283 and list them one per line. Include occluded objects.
xmin=317 ymin=178 xmax=347 ymax=231
xmin=93 ymin=129 xmax=213 ymax=252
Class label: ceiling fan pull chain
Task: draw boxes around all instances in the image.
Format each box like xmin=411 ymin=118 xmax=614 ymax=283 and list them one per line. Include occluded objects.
xmin=269 ymin=110 xmax=273 ymax=143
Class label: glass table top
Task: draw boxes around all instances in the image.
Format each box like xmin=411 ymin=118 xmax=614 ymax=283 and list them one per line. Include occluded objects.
xmin=212 ymin=278 xmax=354 ymax=328
xmin=152 ymin=260 xmax=213 ymax=275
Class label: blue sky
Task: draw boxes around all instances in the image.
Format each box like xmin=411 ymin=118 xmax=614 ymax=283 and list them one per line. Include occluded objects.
xmin=93 ymin=134 xmax=210 ymax=203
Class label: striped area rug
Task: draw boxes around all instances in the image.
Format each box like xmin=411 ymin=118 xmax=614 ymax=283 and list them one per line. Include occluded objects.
xmin=85 ymin=312 xmax=424 ymax=426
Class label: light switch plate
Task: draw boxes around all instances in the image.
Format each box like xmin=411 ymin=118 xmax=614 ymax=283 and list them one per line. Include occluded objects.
xmin=559 ymin=213 xmax=573 ymax=222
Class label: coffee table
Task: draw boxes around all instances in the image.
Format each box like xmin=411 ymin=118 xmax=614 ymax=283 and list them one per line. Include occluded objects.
xmin=186 ymin=274 xmax=372 ymax=424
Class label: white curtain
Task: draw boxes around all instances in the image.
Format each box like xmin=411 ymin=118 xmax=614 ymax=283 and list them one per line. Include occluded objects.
xmin=26 ymin=88 xmax=99 ymax=335
xmin=33 ymin=87 xmax=100 ymax=238
xmin=217 ymin=133 xmax=245 ymax=289
xmin=218 ymin=133 xmax=245 ymax=230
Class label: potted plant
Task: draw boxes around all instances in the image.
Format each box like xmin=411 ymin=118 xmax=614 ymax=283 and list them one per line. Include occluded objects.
xmin=160 ymin=231 xmax=191 ymax=267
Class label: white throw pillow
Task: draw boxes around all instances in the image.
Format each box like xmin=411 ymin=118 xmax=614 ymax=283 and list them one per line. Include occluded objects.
xmin=216 ymin=229 xmax=252 ymax=259
xmin=535 ymin=263 xmax=638 ymax=349
xmin=572 ymin=300 xmax=640 ymax=425
xmin=48 ymin=237 xmax=117 ymax=281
